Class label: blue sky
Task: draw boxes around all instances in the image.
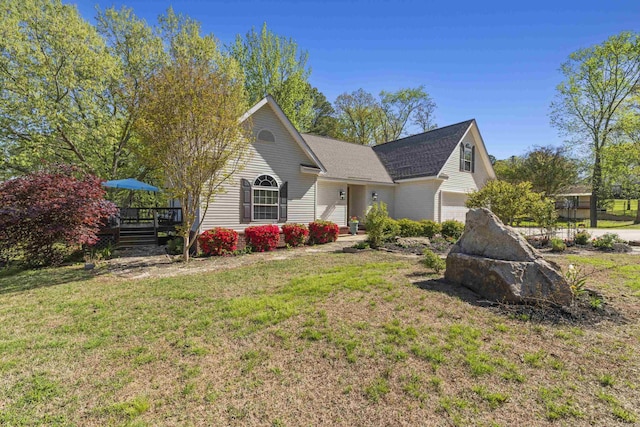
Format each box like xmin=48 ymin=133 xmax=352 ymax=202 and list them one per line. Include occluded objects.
xmin=74 ymin=0 xmax=639 ymax=159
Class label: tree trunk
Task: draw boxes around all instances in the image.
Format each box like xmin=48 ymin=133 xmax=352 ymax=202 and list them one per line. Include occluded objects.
xmin=590 ymin=152 xmax=602 ymax=228
xmin=182 ymin=233 xmax=190 ymax=262
xmin=635 ymin=199 xmax=640 ymax=224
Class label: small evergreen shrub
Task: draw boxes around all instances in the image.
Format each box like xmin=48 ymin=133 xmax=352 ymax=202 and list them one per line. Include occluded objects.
xmin=198 ymin=228 xmax=238 ymax=256
xmin=574 ymin=230 xmax=591 ymax=245
xmin=308 ymin=220 xmax=339 ymax=244
xmin=397 ymin=218 xmax=423 ymax=237
xmin=365 ymin=202 xmax=390 ymax=248
xmin=419 ymin=220 xmax=441 ymax=238
xmin=592 ymin=233 xmax=622 ymax=250
xmin=441 ymin=220 xmax=465 ymax=240
xmin=282 ymin=223 xmax=309 ymax=247
xmin=422 ymin=248 xmax=446 ymax=273
xmin=550 ymin=237 xmax=566 ymax=252
xmin=244 ymin=225 xmax=280 ymax=252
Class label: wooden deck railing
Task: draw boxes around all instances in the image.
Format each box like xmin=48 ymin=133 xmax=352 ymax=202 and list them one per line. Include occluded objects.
xmin=117 ymin=207 xmax=183 ymax=227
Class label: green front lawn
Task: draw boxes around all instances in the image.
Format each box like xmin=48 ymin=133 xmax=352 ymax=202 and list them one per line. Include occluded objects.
xmin=0 ymin=252 xmax=638 ymax=425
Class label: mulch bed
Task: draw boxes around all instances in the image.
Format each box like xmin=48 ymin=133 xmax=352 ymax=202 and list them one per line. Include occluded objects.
xmin=415 ymin=278 xmax=627 ymax=327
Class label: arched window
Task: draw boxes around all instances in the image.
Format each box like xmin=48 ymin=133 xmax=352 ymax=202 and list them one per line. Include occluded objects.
xmin=460 ymin=143 xmax=475 ymax=172
xmin=257 ymin=129 xmax=275 ymax=143
xmin=253 ymin=175 xmax=279 ymax=220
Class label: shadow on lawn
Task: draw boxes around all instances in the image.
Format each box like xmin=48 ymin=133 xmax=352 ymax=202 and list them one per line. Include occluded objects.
xmin=0 ymin=265 xmax=101 ymax=295
xmin=408 ymin=273 xmax=486 ymax=307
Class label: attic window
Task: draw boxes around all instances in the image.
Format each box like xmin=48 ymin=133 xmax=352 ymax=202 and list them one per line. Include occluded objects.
xmin=460 ymin=143 xmax=475 ymax=172
xmin=257 ymin=129 xmax=275 ymax=143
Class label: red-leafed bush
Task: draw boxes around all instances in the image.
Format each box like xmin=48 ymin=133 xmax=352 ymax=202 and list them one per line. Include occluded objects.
xmin=198 ymin=227 xmax=238 ymax=256
xmin=244 ymin=224 xmax=281 ymax=252
xmin=0 ymin=165 xmax=118 ymax=266
xmin=308 ymin=220 xmax=339 ymax=244
xmin=282 ymin=223 xmax=309 ymax=247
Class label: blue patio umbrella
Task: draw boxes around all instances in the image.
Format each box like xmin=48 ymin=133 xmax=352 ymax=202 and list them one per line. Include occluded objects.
xmin=102 ymin=178 xmax=160 ymax=192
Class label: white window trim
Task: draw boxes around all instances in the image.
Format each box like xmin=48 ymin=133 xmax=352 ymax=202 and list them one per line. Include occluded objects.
xmin=252 ymin=174 xmax=279 ymax=222
xmin=462 ymin=143 xmax=473 ymax=172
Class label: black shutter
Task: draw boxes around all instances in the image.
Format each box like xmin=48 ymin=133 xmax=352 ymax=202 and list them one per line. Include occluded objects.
xmin=459 ymin=144 xmax=464 ymax=171
xmin=471 ymin=146 xmax=475 ymax=173
xmin=241 ymin=178 xmax=252 ymax=223
xmin=279 ymin=181 xmax=288 ymax=222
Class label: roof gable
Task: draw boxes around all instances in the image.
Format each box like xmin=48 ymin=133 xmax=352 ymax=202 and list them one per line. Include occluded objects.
xmin=241 ymin=96 xmax=326 ymax=172
xmin=372 ymin=120 xmax=474 ymax=181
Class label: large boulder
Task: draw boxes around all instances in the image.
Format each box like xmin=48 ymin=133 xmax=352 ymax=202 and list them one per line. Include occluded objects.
xmin=445 ymin=208 xmax=573 ymax=305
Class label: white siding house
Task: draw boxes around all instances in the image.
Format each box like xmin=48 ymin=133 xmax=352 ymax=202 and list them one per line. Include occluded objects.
xmin=196 ymin=97 xmax=495 ymax=234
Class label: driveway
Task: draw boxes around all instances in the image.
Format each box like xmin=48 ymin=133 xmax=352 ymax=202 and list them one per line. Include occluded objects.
xmin=516 ymin=227 xmax=640 ymax=242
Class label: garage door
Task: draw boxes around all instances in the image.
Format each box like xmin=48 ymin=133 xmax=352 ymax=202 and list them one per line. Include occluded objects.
xmin=441 ymin=192 xmax=468 ymax=222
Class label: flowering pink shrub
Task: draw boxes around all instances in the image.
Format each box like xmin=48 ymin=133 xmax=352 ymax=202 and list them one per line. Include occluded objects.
xmin=308 ymin=220 xmax=339 ymax=244
xmin=282 ymin=223 xmax=309 ymax=247
xmin=0 ymin=164 xmax=117 ymax=266
xmin=244 ymin=224 xmax=280 ymax=252
xmin=198 ymin=228 xmax=238 ymax=256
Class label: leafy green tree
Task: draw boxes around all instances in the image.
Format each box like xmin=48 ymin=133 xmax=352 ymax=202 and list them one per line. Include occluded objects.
xmin=0 ymin=0 xmax=118 ymax=178
xmin=379 ymin=86 xmax=436 ymax=141
xmin=493 ymin=156 xmax=525 ymax=184
xmin=466 ymin=180 xmax=557 ymax=228
xmin=135 ymin=59 xmax=250 ymax=262
xmin=95 ymin=6 xmax=166 ymax=181
xmin=602 ymin=142 xmax=640 ymax=223
xmin=230 ymin=23 xmax=313 ymax=130
xmin=521 ymin=146 xmax=579 ymax=196
xmin=334 ymin=89 xmax=383 ymax=145
xmin=550 ymin=32 xmax=640 ymax=227
xmin=307 ymin=86 xmax=340 ymax=137
xmin=334 ymin=86 xmax=437 ymax=145
xmin=494 ymin=146 xmax=578 ymax=196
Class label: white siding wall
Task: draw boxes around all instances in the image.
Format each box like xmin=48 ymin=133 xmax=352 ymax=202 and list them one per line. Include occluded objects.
xmin=366 ymin=185 xmax=395 ymax=217
xmin=317 ymin=181 xmax=347 ymax=225
xmin=393 ymin=181 xmax=438 ymax=220
xmin=200 ymin=104 xmax=317 ymax=232
xmin=437 ymin=125 xmax=492 ymax=222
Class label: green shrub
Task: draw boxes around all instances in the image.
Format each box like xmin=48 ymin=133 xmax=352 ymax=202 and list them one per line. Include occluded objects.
xmin=550 ymin=237 xmax=566 ymax=252
xmin=167 ymin=237 xmax=184 ymax=255
xmin=574 ymin=230 xmax=590 ymax=245
xmin=592 ymin=233 xmax=622 ymax=250
xmin=441 ymin=220 xmax=465 ymax=240
xmin=365 ymin=203 xmax=398 ymax=247
xmin=383 ymin=218 xmax=400 ymax=239
xmin=397 ymin=218 xmax=423 ymax=237
xmin=365 ymin=202 xmax=390 ymax=248
xmin=419 ymin=220 xmax=441 ymax=238
xmin=422 ymin=248 xmax=446 ymax=273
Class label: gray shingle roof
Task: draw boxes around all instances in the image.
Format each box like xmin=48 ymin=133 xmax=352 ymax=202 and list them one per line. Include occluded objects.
xmin=302 ymin=134 xmax=394 ymax=183
xmin=372 ymin=120 xmax=475 ymax=181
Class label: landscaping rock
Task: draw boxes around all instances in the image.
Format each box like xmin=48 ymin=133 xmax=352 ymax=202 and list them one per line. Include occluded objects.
xmin=449 ymin=208 xmax=539 ymax=262
xmin=445 ymin=208 xmax=573 ymax=305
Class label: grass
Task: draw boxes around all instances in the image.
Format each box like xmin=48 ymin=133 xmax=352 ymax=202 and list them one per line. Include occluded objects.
xmin=0 ymin=251 xmax=639 ymax=425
